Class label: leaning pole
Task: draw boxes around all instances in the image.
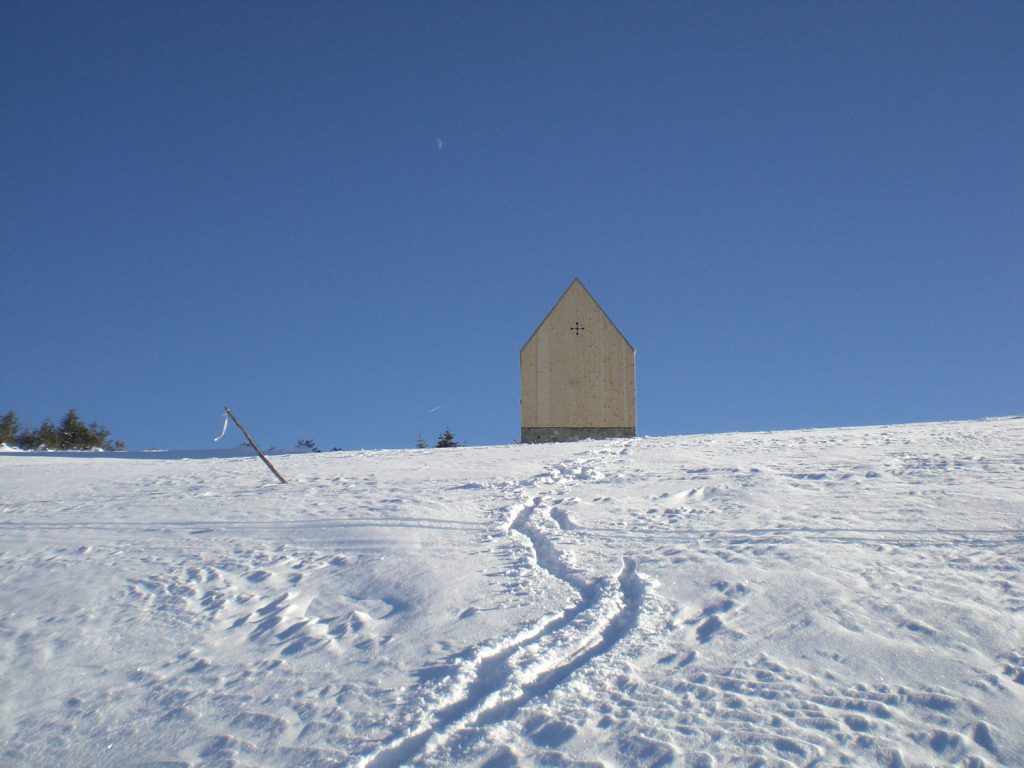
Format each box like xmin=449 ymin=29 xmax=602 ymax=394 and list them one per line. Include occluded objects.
xmin=224 ymin=406 xmax=287 ymax=484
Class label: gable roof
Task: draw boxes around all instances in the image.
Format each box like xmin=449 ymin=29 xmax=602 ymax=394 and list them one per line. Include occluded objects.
xmin=520 ymin=277 xmax=635 ymax=353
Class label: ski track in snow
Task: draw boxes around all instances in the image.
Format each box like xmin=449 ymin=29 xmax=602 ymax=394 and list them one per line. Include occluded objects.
xmin=2 ymin=418 xmax=1023 ymax=766
xmin=359 ymin=450 xmax=667 ymax=767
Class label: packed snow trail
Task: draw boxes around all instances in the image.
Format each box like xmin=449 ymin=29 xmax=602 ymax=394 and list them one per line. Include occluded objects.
xmin=1 ymin=417 xmax=1022 ymax=766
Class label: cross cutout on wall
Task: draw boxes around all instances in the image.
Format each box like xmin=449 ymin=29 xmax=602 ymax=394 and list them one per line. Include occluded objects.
xmin=570 ymin=321 xmax=585 ymax=335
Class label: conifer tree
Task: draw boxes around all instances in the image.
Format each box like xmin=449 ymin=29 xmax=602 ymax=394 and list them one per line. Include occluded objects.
xmin=435 ymin=428 xmax=459 ymax=448
xmin=58 ymin=409 xmax=89 ymax=450
xmin=0 ymin=410 xmax=19 ymax=445
xmin=35 ymin=418 xmax=60 ymax=449
xmin=89 ymin=421 xmax=112 ymax=450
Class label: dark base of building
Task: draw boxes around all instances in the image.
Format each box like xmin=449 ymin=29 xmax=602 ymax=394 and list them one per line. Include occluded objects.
xmin=521 ymin=426 xmax=636 ymax=444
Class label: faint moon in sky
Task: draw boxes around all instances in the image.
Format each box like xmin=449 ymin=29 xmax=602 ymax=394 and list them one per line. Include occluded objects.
xmin=436 ymin=138 xmax=443 ymax=150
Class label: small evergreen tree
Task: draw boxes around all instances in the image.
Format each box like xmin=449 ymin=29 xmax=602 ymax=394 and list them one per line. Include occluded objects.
xmin=18 ymin=418 xmax=60 ymax=449
xmin=37 ymin=418 xmax=61 ymax=449
xmin=435 ymin=428 xmax=459 ymax=448
xmin=416 ymin=434 xmax=427 ymax=449
xmin=58 ymin=409 xmax=89 ymax=450
xmin=89 ymin=420 xmax=112 ymax=450
xmin=0 ymin=410 xmax=19 ymax=445
xmin=14 ymin=425 xmax=36 ymax=449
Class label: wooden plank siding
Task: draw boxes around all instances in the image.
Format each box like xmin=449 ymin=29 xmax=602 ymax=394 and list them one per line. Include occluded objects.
xmin=520 ymin=279 xmax=635 ymax=442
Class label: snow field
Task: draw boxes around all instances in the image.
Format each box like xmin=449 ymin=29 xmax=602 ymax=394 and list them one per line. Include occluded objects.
xmin=1 ymin=417 xmax=1022 ymax=766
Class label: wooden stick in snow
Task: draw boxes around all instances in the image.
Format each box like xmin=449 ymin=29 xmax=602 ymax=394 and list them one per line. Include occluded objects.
xmin=224 ymin=406 xmax=287 ymax=484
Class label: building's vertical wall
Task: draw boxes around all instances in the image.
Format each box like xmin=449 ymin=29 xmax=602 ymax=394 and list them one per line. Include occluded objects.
xmin=520 ymin=279 xmax=635 ymax=442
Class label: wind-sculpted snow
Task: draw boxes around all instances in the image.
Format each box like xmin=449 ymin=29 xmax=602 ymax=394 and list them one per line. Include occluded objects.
xmin=1 ymin=418 xmax=1023 ymax=766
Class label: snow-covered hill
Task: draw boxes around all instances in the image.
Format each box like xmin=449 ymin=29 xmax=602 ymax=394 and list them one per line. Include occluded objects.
xmin=2 ymin=418 xmax=1022 ymax=767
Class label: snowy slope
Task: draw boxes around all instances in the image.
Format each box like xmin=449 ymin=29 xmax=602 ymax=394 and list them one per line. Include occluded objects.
xmin=1 ymin=418 xmax=1022 ymax=767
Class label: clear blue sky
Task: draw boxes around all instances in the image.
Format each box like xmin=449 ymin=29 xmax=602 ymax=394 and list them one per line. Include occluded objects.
xmin=2 ymin=2 xmax=1021 ymax=451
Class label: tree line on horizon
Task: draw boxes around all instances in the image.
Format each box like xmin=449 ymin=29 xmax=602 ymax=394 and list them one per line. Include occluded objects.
xmin=1 ymin=408 xmax=459 ymax=453
xmin=295 ymin=428 xmax=460 ymax=453
xmin=0 ymin=408 xmax=122 ymax=451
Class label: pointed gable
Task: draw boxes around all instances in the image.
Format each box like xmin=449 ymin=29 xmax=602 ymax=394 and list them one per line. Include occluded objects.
xmin=520 ymin=278 xmax=636 ymax=443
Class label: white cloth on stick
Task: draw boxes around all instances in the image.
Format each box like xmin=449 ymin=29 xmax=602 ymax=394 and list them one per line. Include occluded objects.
xmin=213 ymin=413 xmax=229 ymax=442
